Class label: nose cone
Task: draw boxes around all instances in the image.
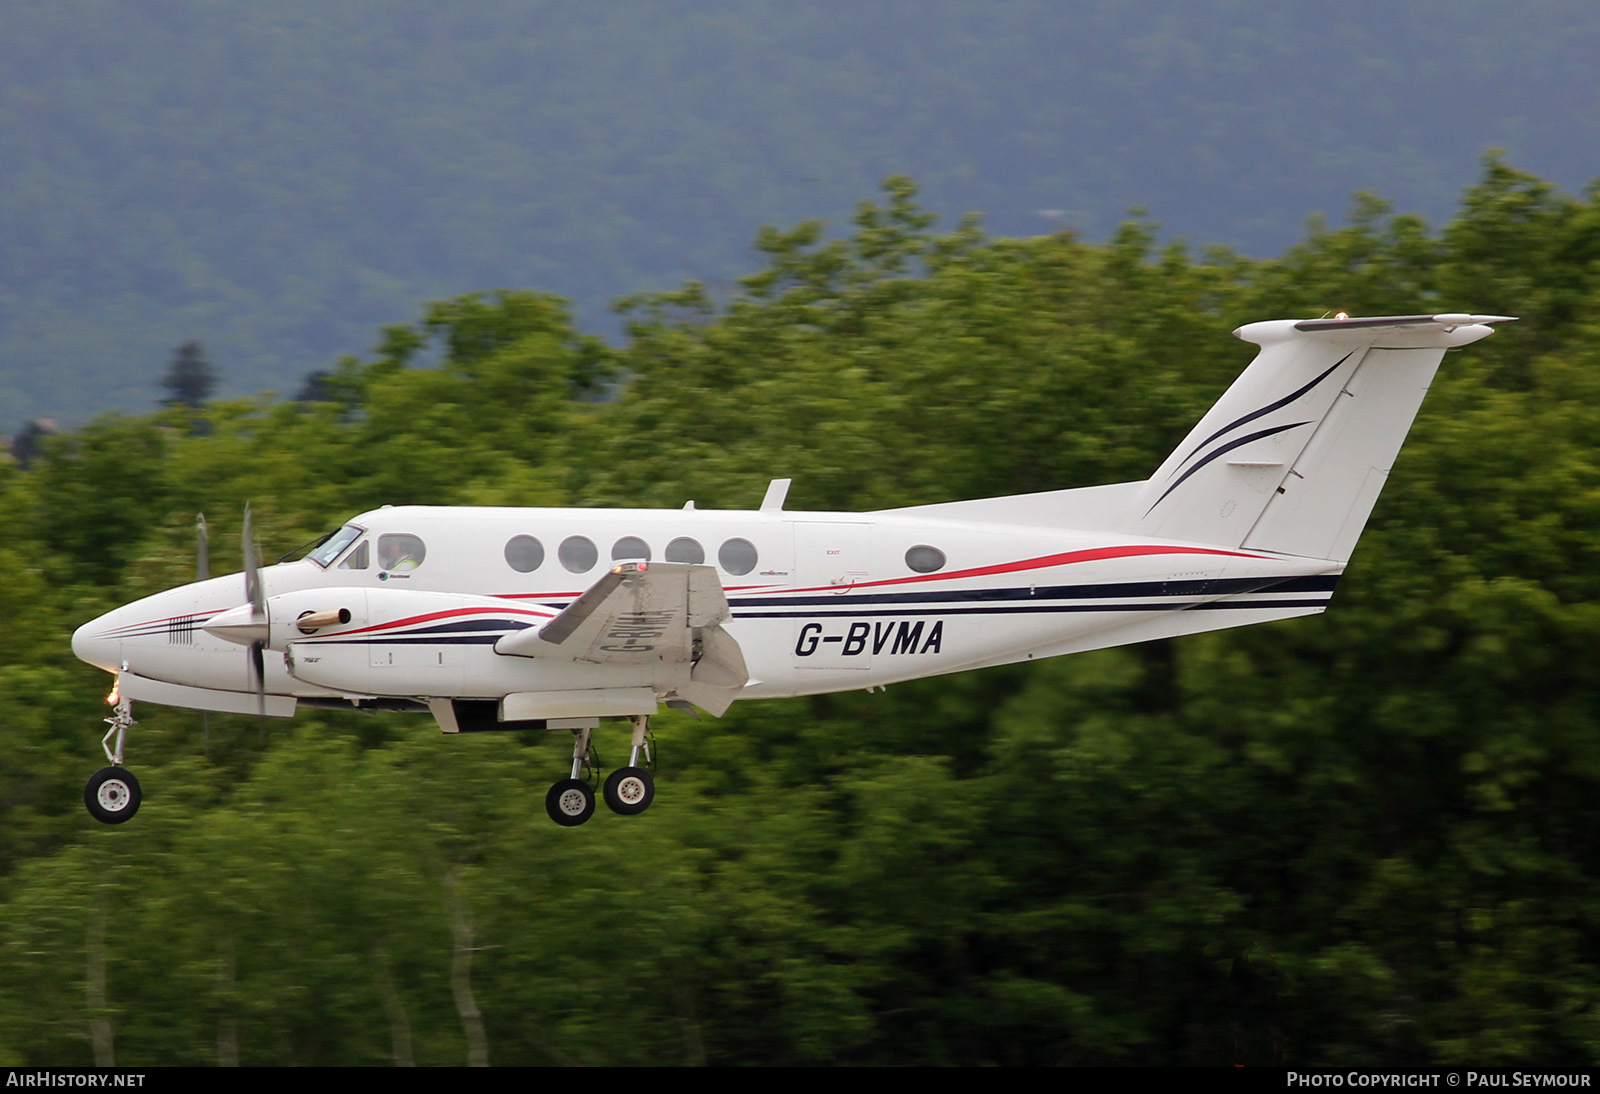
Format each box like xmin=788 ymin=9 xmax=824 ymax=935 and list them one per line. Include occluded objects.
xmin=72 ymin=614 xmax=121 ymax=673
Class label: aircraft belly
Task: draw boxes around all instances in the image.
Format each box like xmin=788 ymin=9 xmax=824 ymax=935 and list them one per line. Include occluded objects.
xmin=463 ymin=656 xmax=683 ymax=698
xmin=117 ymin=670 xmax=298 ymax=718
xmin=973 ymin=603 xmax=1328 ymax=671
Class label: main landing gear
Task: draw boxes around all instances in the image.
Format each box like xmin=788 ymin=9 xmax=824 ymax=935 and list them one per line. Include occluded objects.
xmin=544 ymin=714 xmax=656 ymax=827
xmin=85 ymin=693 xmax=142 ymax=825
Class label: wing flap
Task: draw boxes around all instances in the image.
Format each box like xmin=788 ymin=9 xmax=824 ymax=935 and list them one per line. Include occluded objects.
xmin=494 ymin=561 xmax=748 ymax=715
xmin=496 ymin=561 xmax=735 ymax=663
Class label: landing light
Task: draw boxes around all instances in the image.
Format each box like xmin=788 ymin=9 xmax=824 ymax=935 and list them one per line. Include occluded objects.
xmin=106 ymin=678 xmax=120 ymax=706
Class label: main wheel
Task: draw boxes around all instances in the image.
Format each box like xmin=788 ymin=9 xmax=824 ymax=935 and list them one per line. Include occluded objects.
xmin=545 ymin=778 xmax=595 ymax=827
xmin=85 ymin=767 xmax=142 ymax=825
xmin=603 ymin=766 xmax=655 ymax=816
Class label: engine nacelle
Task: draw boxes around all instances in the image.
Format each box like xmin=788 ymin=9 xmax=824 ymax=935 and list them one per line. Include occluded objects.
xmin=270 ymin=587 xmax=554 ymax=696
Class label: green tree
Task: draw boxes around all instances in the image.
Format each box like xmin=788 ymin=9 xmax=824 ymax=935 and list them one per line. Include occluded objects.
xmin=159 ymin=342 xmax=217 ymax=410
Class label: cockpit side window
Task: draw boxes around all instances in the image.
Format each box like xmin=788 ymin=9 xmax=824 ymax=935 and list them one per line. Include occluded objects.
xmin=307 ymin=525 xmax=364 ymax=568
xmin=339 ymin=540 xmax=370 ymax=570
xmin=378 ymin=533 xmax=427 ymax=571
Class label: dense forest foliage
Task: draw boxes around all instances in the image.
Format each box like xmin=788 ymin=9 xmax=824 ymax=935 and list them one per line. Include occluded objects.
xmin=2 ymin=159 xmax=1599 ymax=1065
xmin=5 ymin=0 xmax=1600 ymax=423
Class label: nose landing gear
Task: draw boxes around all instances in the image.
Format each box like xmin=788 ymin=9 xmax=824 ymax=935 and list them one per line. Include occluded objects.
xmin=86 ymin=691 xmax=141 ymax=824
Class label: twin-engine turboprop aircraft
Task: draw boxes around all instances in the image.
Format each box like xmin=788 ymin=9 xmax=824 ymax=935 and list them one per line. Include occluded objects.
xmin=72 ymin=313 xmax=1512 ymax=826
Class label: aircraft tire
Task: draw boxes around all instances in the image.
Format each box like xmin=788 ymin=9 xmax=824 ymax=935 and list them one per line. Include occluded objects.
xmin=603 ymin=767 xmax=654 ymax=816
xmin=545 ymin=778 xmax=595 ymax=827
xmin=85 ymin=767 xmax=142 ymax=825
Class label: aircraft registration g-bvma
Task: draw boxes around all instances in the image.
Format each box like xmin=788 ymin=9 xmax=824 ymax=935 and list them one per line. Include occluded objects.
xmin=72 ymin=312 xmax=1512 ymax=826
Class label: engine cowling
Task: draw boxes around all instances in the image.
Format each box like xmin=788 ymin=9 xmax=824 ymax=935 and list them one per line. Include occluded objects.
xmin=264 ymin=587 xmax=554 ymax=696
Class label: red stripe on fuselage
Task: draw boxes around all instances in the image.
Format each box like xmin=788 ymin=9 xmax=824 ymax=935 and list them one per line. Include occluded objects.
xmin=746 ymin=544 xmax=1267 ymax=597
xmin=318 ymin=605 xmax=556 ymax=640
xmin=104 ymin=608 xmax=223 ymax=637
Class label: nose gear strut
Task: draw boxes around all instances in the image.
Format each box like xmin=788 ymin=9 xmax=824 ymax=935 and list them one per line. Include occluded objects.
xmin=86 ymin=686 xmax=142 ymax=825
xmin=101 ymin=689 xmax=133 ymax=767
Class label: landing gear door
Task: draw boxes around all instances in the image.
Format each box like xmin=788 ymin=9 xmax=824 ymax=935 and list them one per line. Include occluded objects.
xmin=791 ymin=521 xmax=873 ymax=671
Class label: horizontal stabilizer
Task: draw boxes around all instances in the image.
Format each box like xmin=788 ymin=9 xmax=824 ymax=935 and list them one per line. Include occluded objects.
xmin=1291 ymin=313 xmax=1515 ymax=335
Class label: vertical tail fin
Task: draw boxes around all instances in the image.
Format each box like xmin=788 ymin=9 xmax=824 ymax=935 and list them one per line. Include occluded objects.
xmin=1136 ymin=314 xmax=1513 ymax=560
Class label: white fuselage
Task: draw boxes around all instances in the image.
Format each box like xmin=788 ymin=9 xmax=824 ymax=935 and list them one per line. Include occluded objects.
xmin=73 ymin=503 xmax=1342 ymax=717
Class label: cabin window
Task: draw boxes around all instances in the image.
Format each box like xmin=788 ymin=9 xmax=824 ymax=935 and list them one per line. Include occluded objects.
xmin=338 ymin=540 xmax=369 ymax=570
xmin=905 ymin=545 xmax=946 ymax=574
xmin=505 ymin=535 xmax=545 ymax=573
xmin=307 ymin=525 xmax=363 ymax=568
xmin=378 ymin=534 xmax=426 ymax=571
xmin=611 ymin=536 xmax=651 ymax=562
xmin=665 ymin=537 xmax=704 ymax=564
xmin=718 ymin=537 xmax=758 ymax=576
xmin=559 ymin=535 xmax=598 ymax=573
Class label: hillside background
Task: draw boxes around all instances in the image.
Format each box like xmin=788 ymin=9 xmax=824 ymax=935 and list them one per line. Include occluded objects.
xmin=3 ymin=0 xmax=1600 ymax=424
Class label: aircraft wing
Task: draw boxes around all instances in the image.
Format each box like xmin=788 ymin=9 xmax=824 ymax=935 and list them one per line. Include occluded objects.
xmin=495 ymin=561 xmax=748 ymax=714
xmin=494 ymin=560 xmax=722 ymax=662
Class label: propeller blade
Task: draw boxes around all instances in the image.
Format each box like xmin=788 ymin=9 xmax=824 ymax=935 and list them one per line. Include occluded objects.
xmin=249 ymin=640 xmax=266 ymax=718
xmin=242 ymin=504 xmax=267 ymax=720
xmin=196 ymin=513 xmax=209 ymax=581
xmin=242 ymin=504 xmax=264 ymax=621
xmin=197 ymin=511 xmax=212 ymax=756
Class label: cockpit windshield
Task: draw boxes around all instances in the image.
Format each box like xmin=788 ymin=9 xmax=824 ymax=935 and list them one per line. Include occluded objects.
xmin=306 ymin=525 xmax=365 ymax=568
